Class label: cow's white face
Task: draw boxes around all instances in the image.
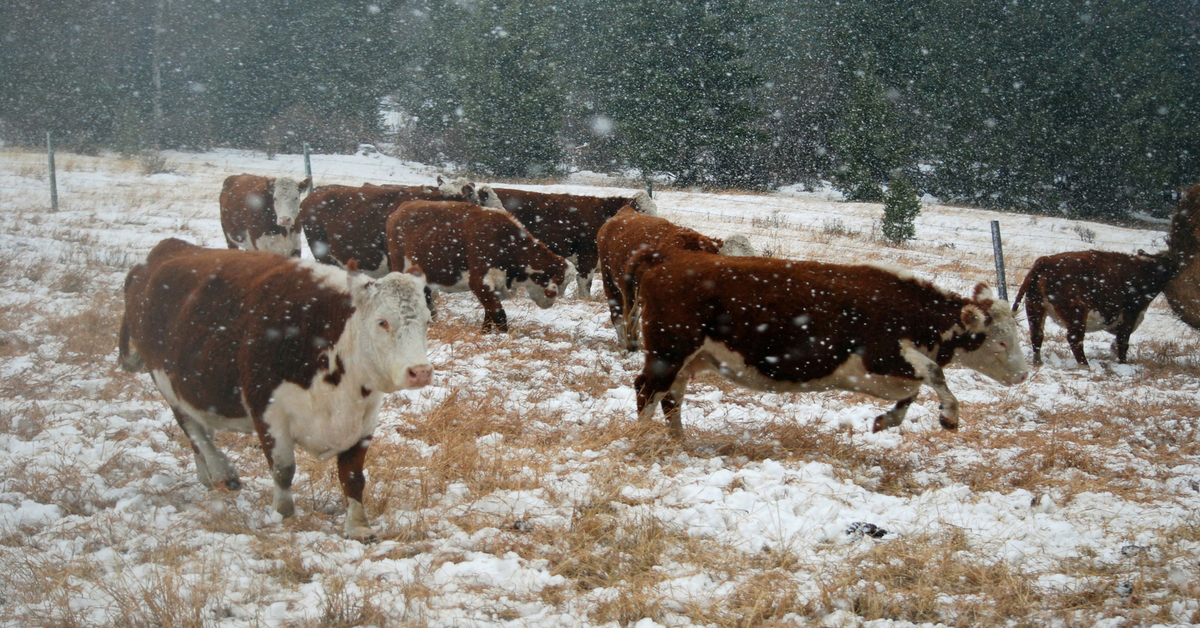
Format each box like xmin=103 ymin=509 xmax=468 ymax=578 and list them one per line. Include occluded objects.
xmin=477 ymin=185 xmax=503 ymax=208
xmin=347 ymin=271 xmax=433 ymax=393
xmin=272 ymin=177 xmax=308 ymax=228
xmin=522 ymin=261 xmax=575 ymax=309
xmin=954 ymin=287 xmax=1029 ymax=386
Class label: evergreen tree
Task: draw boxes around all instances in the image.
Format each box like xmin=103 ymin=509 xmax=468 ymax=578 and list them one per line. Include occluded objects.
xmin=881 ymin=175 xmax=920 ymax=244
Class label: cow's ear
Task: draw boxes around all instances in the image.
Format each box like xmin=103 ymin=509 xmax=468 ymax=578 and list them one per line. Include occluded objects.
xmin=972 ymin=282 xmax=994 ymax=301
xmin=299 ymin=177 xmax=312 ymax=193
xmin=961 ymin=304 xmax=987 ymax=333
xmin=437 ymin=175 xmax=446 ymax=186
xmin=346 ymin=259 xmax=359 ymax=273
xmin=461 ymin=183 xmax=475 ymax=198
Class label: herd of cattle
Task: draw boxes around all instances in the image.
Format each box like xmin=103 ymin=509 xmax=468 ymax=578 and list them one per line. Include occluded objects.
xmin=118 ymin=173 xmax=1200 ymax=539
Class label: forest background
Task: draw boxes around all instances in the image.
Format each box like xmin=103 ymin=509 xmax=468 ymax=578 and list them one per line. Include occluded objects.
xmin=2 ymin=0 xmax=1198 ymax=221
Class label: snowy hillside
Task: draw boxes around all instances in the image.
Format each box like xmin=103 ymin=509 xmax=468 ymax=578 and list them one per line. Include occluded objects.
xmin=0 ymin=148 xmax=1197 ymax=627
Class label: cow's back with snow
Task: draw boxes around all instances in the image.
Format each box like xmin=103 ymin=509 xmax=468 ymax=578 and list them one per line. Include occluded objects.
xmin=297 ymin=177 xmax=496 ymax=275
xmin=492 ymin=187 xmax=657 ymax=299
xmin=119 ymin=238 xmax=433 ymax=540
xmin=386 ymin=200 xmax=572 ymax=332
xmin=632 ymin=252 xmax=1029 ymax=436
xmin=219 ymin=173 xmax=311 ymax=257
xmin=1011 ymin=249 xmax=1179 ymax=366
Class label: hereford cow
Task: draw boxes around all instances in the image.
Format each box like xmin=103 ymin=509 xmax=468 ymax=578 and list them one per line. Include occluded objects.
xmin=597 ymin=206 xmax=725 ymax=351
xmin=298 ymin=178 xmax=499 ymax=275
xmin=631 ymin=251 xmax=1029 ymax=437
xmin=219 ymin=173 xmax=312 ymax=257
xmin=1011 ymin=249 xmax=1180 ymax=366
xmin=119 ymin=238 xmax=433 ymax=540
xmin=386 ymin=200 xmax=573 ymax=332
xmin=491 ymin=187 xmax=657 ymax=299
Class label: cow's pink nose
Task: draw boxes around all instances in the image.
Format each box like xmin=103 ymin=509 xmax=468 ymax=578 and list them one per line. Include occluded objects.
xmin=545 ymin=285 xmax=558 ymax=299
xmin=406 ymin=364 xmax=433 ymax=388
xmin=278 ymin=216 xmax=294 ymax=227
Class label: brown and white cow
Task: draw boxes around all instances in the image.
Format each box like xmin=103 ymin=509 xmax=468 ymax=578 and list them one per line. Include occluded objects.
xmin=631 ymin=251 xmax=1028 ymax=437
xmin=119 ymin=238 xmax=432 ymax=540
xmin=491 ymin=187 xmax=657 ymax=299
xmin=298 ymin=178 xmax=498 ymax=275
xmin=219 ymin=173 xmax=312 ymax=257
xmin=1011 ymin=249 xmax=1180 ymax=366
xmin=386 ymin=200 xmax=573 ymax=332
xmin=597 ymin=205 xmax=726 ymax=351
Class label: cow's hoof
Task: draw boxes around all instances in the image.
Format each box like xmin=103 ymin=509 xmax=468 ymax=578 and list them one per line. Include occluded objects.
xmin=346 ymin=527 xmax=378 ymax=544
xmin=938 ymin=417 xmax=959 ymax=431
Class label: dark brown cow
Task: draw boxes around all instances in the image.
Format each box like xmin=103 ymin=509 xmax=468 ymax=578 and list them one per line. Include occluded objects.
xmin=632 ymin=251 xmax=1028 ymax=437
xmin=597 ymin=205 xmax=725 ymax=351
xmin=119 ymin=238 xmax=433 ymax=540
xmin=298 ymin=178 xmax=496 ymax=275
xmin=386 ymin=201 xmax=572 ymax=332
xmin=1011 ymin=249 xmax=1180 ymax=366
xmin=492 ymin=187 xmax=657 ymax=299
xmin=219 ymin=173 xmax=312 ymax=257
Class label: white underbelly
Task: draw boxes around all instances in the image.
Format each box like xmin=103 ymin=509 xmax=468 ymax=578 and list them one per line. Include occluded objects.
xmin=691 ymin=339 xmax=921 ymax=401
xmin=150 ymin=369 xmax=255 ymax=433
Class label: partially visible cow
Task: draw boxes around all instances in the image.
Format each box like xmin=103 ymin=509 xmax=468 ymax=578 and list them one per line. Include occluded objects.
xmin=597 ymin=206 xmax=725 ymax=351
xmin=119 ymin=238 xmax=432 ymax=540
xmin=1164 ymin=182 xmax=1200 ymax=328
xmin=631 ymin=251 xmax=1028 ymax=437
xmin=491 ymin=187 xmax=657 ymax=299
xmin=1011 ymin=249 xmax=1180 ymax=366
xmin=298 ymin=179 xmax=499 ymax=275
xmin=219 ymin=173 xmax=312 ymax=257
xmin=386 ymin=200 xmax=573 ymax=332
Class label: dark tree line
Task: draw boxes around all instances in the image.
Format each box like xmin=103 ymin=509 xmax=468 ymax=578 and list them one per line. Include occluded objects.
xmin=2 ymin=0 xmax=1197 ymax=219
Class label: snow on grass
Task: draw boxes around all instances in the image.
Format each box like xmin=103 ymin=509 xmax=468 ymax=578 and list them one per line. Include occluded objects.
xmin=1 ymin=146 xmax=1198 ymax=626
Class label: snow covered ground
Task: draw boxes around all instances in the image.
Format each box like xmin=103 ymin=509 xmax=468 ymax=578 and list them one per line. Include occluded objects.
xmin=1 ymin=147 xmax=1198 ymax=627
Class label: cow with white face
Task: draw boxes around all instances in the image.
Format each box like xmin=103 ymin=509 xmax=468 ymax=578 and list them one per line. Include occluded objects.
xmin=219 ymin=173 xmax=311 ymax=257
xmin=631 ymin=251 xmax=1029 ymax=437
xmin=119 ymin=238 xmax=432 ymax=540
xmin=386 ymin=200 xmax=573 ymax=332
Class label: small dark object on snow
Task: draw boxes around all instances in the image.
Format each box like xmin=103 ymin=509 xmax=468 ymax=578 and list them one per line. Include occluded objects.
xmin=846 ymin=521 xmax=887 ymax=539
xmin=512 ymin=520 xmax=534 ymax=532
xmin=1120 ymin=544 xmax=1147 ymax=557
xmin=1116 ymin=582 xmax=1134 ymax=597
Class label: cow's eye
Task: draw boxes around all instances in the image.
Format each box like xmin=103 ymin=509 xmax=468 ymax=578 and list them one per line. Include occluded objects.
xmin=378 ymin=319 xmax=390 ymax=331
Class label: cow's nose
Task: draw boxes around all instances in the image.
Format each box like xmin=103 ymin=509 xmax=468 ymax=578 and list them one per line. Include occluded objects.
xmin=278 ymin=216 xmax=294 ymax=227
xmin=1012 ymin=370 xmax=1030 ymax=384
xmin=406 ymin=364 xmax=433 ymax=388
xmin=545 ymin=285 xmax=558 ymax=299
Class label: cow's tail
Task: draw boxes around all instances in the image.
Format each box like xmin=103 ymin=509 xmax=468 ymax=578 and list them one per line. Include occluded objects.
xmin=118 ymin=266 xmax=145 ymax=373
xmin=1010 ymin=260 xmax=1042 ymax=312
xmin=619 ymin=245 xmax=670 ymax=337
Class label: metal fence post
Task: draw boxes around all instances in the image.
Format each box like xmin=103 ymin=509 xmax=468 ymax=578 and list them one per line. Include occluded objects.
xmin=47 ymin=131 xmax=58 ymax=212
xmin=303 ymin=143 xmax=312 ymax=184
xmin=990 ymin=220 xmax=1008 ymax=301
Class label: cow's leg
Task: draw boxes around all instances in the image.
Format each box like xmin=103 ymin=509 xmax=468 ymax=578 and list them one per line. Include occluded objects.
xmin=635 ymin=354 xmax=689 ymax=436
xmin=658 ymin=377 xmax=690 ymax=438
xmin=252 ymin=421 xmax=296 ymax=519
xmin=601 ymin=269 xmax=638 ymax=351
xmin=576 ymin=270 xmax=594 ymax=300
xmin=171 ymin=408 xmax=241 ymax=490
xmin=470 ymin=273 xmax=509 ymax=333
xmin=1025 ymin=300 xmax=1047 ymax=366
xmin=1062 ymin=309 xmax=1089 ymax=367
xmin=871 ymin=396 xmax=917 ymax=433
xmin=1112 ymin=316 xmax=1139 ymax=364
xmin=574 ymin=254 xmax=598 ymax=300
xmin=337 ymin=437 xmax=376 ymax=542
xmin=424 ymin=286 xmax=438 ymax=321
xmin=900 ymin=343 xmax=960 ymax=430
